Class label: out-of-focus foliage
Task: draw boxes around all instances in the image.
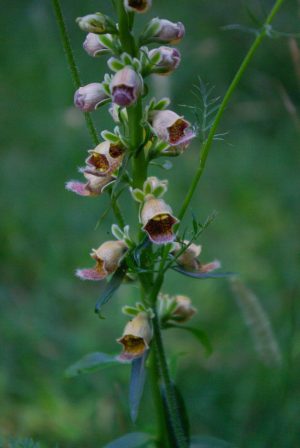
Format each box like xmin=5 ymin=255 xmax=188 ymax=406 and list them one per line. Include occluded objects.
xmin=1 ymin=0 xmax=299 ymax=447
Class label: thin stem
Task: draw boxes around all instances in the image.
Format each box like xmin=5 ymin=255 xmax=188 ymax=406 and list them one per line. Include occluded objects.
xmin=51 ymin=0 xmax=99 ymax=146
xmin=178 ymin=0 xmax=286 ymax=222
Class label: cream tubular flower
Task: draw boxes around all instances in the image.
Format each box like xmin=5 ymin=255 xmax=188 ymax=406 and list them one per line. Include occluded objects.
xmin=171 ymin=295 xmax=197 ymax=323
xmin=83 ymin=33 xmax=109 ymax=57
xmin=141 ymin=196 xmax=178 ymax=244
xmin=110 ymin=67 xmax=142 ymax=107
xmin=151 ymin=110 xmax=196 ymax=150
xmin=117 ymin=312 xmax=153 ymax=361
xmin=149 ymin=46 xmax=181 ymax=75
xmin=76 ymin=240 xmax=127 ymax=281
xmin=152 ymin=18 xmax=185 ymax=44
xmin=66 ymin=172 xmax=115 ymax=197
xmin=173 ymin=241 xmax=221 ymax=273
xmin=85 ymin=141 xmax=125 ymax=176
xmin=74 ymin=83 xmax=108 ymax=112
xmin=124 ymin=0 xmax=152 ymax=13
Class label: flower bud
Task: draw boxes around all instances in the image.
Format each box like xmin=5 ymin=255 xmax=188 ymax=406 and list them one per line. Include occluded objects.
xmin=85 ymin=141 xmax=125 ymax=176
xmin=74 ymin=83 xmax=109 ymax=112
xmin=151 ymin=110 xmax=195 ymax=150
xmin=117 ymin=312 xmax=153 ymax=361
xmin=110 ymin=67 xmax=142 ymax=107
xmin=146 ymin=18 xmax=185 ymax=44
xmin=149 ymin=46 xmax=181 ymax=75
xmin=124 ymin=0 xmax=152 ymax=13
xmin=141 ymin=196 xmax=178 ymax=244
xmin=171 ymin=295 xmax=197 ymax=322
xmin=83 ymin=33 xmax=109 ymax=57
xmin=76 ymin=240 xmax=127 ymax=281
xmin=66 ymin=172 xmax=115 ymax=197
xmin=173 ymin=241 xmax=221 ymax=273
xmin=76 ymin=13 xmax=116 ymax=35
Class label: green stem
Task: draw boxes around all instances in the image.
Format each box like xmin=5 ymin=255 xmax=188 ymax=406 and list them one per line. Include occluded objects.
xmin=51 ymin=0 xmax=99 ymax=146
xmin=152 ymin=313 xmax=188 ymax=448
xmin=116 ymin=0 xmax=137 ymax=55
xmin=149 ymin=351 xmax=170 ymax=448
xmin=178 ymin=0 xmax=286 ymax=221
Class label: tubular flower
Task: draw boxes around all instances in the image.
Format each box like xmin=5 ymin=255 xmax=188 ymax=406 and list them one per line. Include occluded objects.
xmin=83 ymin=33 xmax=109 ymax=57
xmin=124 ymin=0 xmax=152 ymax=13
xmin=117 ymin=312 xmax=153 ymax=361
xmin=150 ymin=18 xmax=185 ymax=44
xmin=85 ymin=141 xmax=125 ymax=176
xmin=173 ymin=241 xmax=221 ymax=273
xmin=171 ymin=295 xmax=197 ymax=322
xmin=76 ymin=240 xmax=127 ymax=281
xmin=66 ymin=172 xmax=115 ymax=197
xmin=151 ymin=110 xmax=196 ymax=150
xmin=110 ymin=67 xmax=142 ymax=107
xmin=149 ymin=46 xmax=181 ymax=75
xmin=76 ymin=13 xmax=116 ymax=35
xmin=74 ymin=83 xmax=109 ymax=112
xmin=141 ymin=196 xmax=178 ymax=244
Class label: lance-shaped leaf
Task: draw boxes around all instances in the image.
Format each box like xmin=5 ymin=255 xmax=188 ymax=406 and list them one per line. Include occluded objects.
xmin=129 ymin=352 xmax=148 ymax=422
xmin=104 ymin=432 xmax=153 ymax=448
xmin=165 ymin=324 xmax=213 ymax=356
xmin=65 ymin=352 xmax=126 ymax=378
xmin=95 ymin=262 xmax=127 ymax=315
xmin=172 ymin=265 xmax=234 ymax=279
xmin=190 ymin=435 xmax=236 ymax=448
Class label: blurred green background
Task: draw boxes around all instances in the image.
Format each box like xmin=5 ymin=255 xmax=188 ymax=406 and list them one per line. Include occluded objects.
xmin=1 ymin=0 xmax=300 ymax=446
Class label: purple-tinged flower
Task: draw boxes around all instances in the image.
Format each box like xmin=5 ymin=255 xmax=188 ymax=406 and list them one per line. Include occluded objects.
xmin=110 ymin=67 xmax=142 ymax=107
xmin=124 ymin=0 xmax=152 ymax=13
xmin=66 ymin=172 xmax=115 ymax=197
xmin=76 ymin=13 xmax=117 ymax=35
xmin=83 ymin=33 xmax=109 ymax=57
xmin=172 ymin=241 xmax=221 ymax=273
xmin=76 ymin=240 xmax=127 ymax=281
xmin=171 ymin=295 xmax=197 ymax=323
xmin=74 ymin=83 xmax=109 ymax=112
xmin=149 ymin=46 xmax=181 ymax=75
xmin=85 ymin=141 xmax=125 ymax=176
xmin=141 ymin=196 xmax=178 ymax=244
xmin=117 ymin=312 xmax=153 ymax=361
xmin=149 ymin=18 xmax=185 ymax=44
xmin=151 ymin=110 xmax=196 ymax=150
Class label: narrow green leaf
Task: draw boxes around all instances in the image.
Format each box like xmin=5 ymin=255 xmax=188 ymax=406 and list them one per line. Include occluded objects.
xmin=172 ymin=265 xmax=234 ymax=279
xmin=190 ymin=435 xmax=236 ymax=448
xmin=166 ymin=324 xmax=212 ymax=356
xmin=65 ymin=352 xmax=123 ymax=378
xmin=94 ymin=263 xmax=127 ymax=314
xmin=129 ymin=353 xmax=148 ymax=422
xmin=103 ymin=432 xmax=153 ymax=448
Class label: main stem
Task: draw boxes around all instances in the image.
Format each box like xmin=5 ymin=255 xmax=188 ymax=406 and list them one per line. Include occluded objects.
xmin=116 ymin=2 xmax=187 ymax=446
xmin=178 ymin=0 xmax=286 ymax=221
